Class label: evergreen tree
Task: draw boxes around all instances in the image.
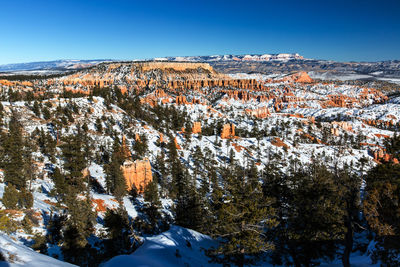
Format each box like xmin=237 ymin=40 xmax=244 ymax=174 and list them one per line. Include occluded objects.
xmin=335 ymin=166 xmax=362 ymax=267
xmin=105 ymin=138 xmax=127 ymax=200
xmin=2 ymin=184 xmax=19 ymax=209
xmin=103 ymin=207 xmax=132 ymax=258
xmin=60 ymin=134 xmax=86 ymax=191
xmin=51 ymin=167 xmax=68 ymax=202
xmin=210 ymin=166 xmax=277 ymax=267
xmin=265 ymin=164 xmax=344 ymax=267
xmin=174 ymin=169 xmax=205 ymax=232
xmin=62 ymin=194 xmax=96 ymax=265
xmin=32 ymin=100 xmax=41 ymax=117
xmin=363 ymin=162 xmax=400 ymax=266
xmin=3 ymin=112 xmax=25 ymax=189
xmin=47 ymin=212 xmax=67 ymax=245
xmin=18 ymin=189 xmax=33 ymax=209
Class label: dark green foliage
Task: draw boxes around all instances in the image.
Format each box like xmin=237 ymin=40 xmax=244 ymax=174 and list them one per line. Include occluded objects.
xmin=265 ymin=164 xmax=345 ymax=267
xmin=60 ymin=134 xmax=86 ymax=191
xmin=364 ymin=162 xmax=400 ymax=266
xmin=384 ymin=132 xmax=400 ymax=159
xmin=103 ymin=207 xmax=133 ymax=258
xmin=155 ymin=151 xmax=167 ymax=191
xmin=144 ymin=180 xmax=161 ymax=208
xmin=3 ymin=112 xmax=25 ymax=189
xmin=2 ymin=184 xmax=19 ymax=209
xmin=105 ymin=139 xmax=127 ymax=200
xmin=31 ymin=233 xmax=47 ymax=254
xmin=62 ymin=195 xmax=97 ymax=265
xmin=105 ymin=157 xmax=127 ymax=200
xmin=210 ymin=166 xmax=276 ymax=267
xmin=46 ymin=213 xmax=67 ymax=245
xmin=132 ymin=134 xmax=148 ymax=160
xmin=42 ymin=106 xmax=51 ymax=120
xmin=21 ymin=215 xmax=33 ymax=234
xmin=32 ymin=100 xmax=41 ymax=117
xmin=95 ymin=117 xmax=103 ymax=133
xmin=334 ymin=166 xmax=362 ymax=267
xmin=51 ymin=167 xmax=68 ymax=202
xmin=143 ymin=180 xmax=164 ymax=232
xmin=17 ymin=189 xmax=33 ymax=209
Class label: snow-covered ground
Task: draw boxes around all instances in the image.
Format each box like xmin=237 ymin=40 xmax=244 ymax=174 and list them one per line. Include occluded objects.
xmin=102 ymin=225 xmax=219 ymax=267
xmin=0 ymin=234 xmax=76 ymax=267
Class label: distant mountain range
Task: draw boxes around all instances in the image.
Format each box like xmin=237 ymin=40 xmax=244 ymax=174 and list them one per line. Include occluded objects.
xmin=0 ymin=59 xmax=112 ymax=73
xmin=154 ymin=53 xmax=304 ymax=62
xmin=1 ymin=54 xmax=399 ymax=83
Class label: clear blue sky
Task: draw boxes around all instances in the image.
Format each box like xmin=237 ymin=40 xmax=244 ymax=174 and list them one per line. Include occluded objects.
xmin=1 ymin=0 xmax=399 ymax=64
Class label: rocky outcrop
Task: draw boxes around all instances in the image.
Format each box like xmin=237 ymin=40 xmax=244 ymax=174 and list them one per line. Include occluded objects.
xmin=271 ymin=137 xmax=289 ymax=149
xmin=221 ymin=124 xmax=235 ymax=139
xmin=295 ymin=72 xmax=313 ymax=83
xmin=174 ymin=137 xmax=181 ymax=149
xmin=331 ymin=121 xmax=353 ymax=136
xmin=176 ymin=95 xmax=189 ymax=105
xmin=192 ymin=122 xmax=201 ymax=134
xmin=121 ymin=159 xmax=152 ymax=193
xmin=139 ymin=62 xmax=215 ymax=72
xmin=246 ymin=107 xmax=270 ymax=119
xmin=372 ymin=148 xmax=399 ymax=164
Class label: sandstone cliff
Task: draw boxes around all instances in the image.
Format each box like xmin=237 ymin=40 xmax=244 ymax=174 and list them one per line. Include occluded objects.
xmin=121 ymin=159 xmax=152 ymax=193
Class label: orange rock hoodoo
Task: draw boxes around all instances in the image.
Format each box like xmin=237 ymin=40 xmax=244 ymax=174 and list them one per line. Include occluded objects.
xmin=121 ymin=159 xmax=152 ymax=193
xmin=221 ymin=123 xmax=235 ymax=139
xmin=176 ymin=95 xmax=189 ymax=105
xmin=192 ymin=122 xmax=202 ymax=134
xmin=372 ymin=149 xmax=399 ymax=164
xmin=246 ymin=106 xmax=270 ymax=119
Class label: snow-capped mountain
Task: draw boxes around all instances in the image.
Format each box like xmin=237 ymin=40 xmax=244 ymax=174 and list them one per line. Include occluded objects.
xmin=154 ymin=53 xmax=304 ymax=62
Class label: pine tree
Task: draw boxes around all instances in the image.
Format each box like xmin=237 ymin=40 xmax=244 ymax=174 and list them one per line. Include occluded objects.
xmin=60 ymin=134 xmax=86 ymax=191
xmin=167 ymin=135 xmax=182 ymax=197
xmin=265 ymin=163 xmax=344 ymax=267
xmin=32 ymin=100 xmax=41 ymax=117
xmin=144 ymin=180 xmax=161 ymax=207
xmin=103 ymin=206 xmax=132 ymax=258
xmin=47 ymin=212 xmax=67 ymax=245
xmin=174 ymin=169 xmax=205 ymax=232
xmin=335 ymin=166 xmax=362 ymax=267
xmin=51 ymin=167 xmax=68 ymax=202
xmin=3 ymin=112 xmax=25 ymax=189
xmin=62 ymin=194 xmax=96 ymax=265
xmin=105 ymin=138 xmax=127 ymax=200
xmin=363 ymin=162 xmax=400 ymax=266
xmin=18 ymin=189 xmax=33 ymax=209
xmin=2 ymin=184 xmax=19 ymax=209
xmin=210 ymin=166 xmax=277 ymax=266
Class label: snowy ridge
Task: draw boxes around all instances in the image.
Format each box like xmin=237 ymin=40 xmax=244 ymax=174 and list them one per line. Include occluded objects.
xmin=102 ymin=226 xmax=218 ymax=267
xmin=0 ymin=234 xmax=76 ymax=267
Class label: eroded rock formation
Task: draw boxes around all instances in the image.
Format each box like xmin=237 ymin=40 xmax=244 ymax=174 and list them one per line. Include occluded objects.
xmin=221 ymin=124 xmax=235 ymax=139
xmin=121 ymin=159 xmax=152 ymax=193
xmin=192 ymin=122 xmax=201 ymax=134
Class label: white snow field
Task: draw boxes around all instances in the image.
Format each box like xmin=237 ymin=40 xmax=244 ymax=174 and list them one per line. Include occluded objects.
xmin=0 ymin=234 xmax=76 ymax=267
